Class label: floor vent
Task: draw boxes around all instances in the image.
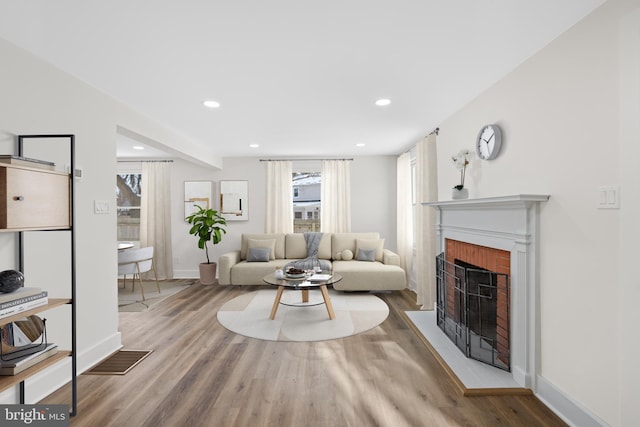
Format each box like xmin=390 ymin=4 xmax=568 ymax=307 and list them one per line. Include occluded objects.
xmin=85 ymin=350 xmax=152 ymax=375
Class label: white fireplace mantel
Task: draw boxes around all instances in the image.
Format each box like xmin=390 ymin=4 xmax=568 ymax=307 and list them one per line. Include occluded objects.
xmin=424 ymin=194 xmax=550 ymax=208
xmin=423 ymin=194 xmax=550 ymax=390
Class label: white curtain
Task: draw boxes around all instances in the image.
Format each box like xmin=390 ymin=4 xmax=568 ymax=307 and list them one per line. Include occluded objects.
xmin=321 ymin=160 xmax=351 ymax=233
xmin=265 ymin=161 xmax=293 ymax=233
xmin=396 ymin=152 xmax=414 ymax=287
xmin=415 ymin=134 xmax=438 ymax=309
xmin=140 ymin=161 xmax=173 ymax=280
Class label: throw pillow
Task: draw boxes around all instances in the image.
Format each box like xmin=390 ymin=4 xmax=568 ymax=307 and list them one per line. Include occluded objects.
xmin=247 ymin=238 xmax=276 ymax=260
xmin=247 ymin=247 xmax=271 ymax=262
xmin=356 ymin=248 xmax=376 ymax=262
xmin=355 ymin=238 xmax=384 ymax=262
xmin=334 ymin=251 xmax=343 ymax=260
xmin=342 ymin=249 xmax=354 ymax=261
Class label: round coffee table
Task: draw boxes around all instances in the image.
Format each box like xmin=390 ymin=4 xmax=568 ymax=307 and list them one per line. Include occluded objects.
xmin=263 ymin=271 xmax=342 ymax=320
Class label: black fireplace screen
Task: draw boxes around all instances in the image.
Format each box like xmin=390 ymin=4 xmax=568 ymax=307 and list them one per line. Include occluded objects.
xmin=436 ymin=252 xmax=510 ymax=371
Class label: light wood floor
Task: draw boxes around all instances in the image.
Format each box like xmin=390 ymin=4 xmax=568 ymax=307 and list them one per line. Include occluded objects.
xmin=41 ymin=283 xmax=566 ymax=427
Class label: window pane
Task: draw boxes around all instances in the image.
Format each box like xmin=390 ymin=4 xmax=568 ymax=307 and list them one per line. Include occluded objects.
xmin=117 ymin=173 xmax=141 ymax=242
xmin=116 ymin=174 xmax=142 ymax=207
xmin=117 ymin=208 xmax=140 ymax=241
xmin=292 ymin=172 xmax=321 ymax=232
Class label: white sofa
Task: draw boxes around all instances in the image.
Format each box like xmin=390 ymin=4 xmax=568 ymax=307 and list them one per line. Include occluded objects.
xmin=218 ymin=232 xmax=406 ymax=291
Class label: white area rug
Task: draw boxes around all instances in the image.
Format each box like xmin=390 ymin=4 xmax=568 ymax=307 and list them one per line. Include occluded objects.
xmin=217 ymin=289 xmax=389 ymax=342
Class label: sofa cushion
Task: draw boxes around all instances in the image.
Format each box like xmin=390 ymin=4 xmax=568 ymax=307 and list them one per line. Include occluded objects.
xmin=356 ymin=248 xmax=376 ymax=262
xmin=285 ymin=234 xmax=307 ymax=259
xmin=240 ymin=234 xmax=285 ymax=260
xmin=247 ymin=238 xmax=276 ymax=260
xmin=332 ymin=260 xmax=406 ymax=291
xmin=331 ymin=232 xmax=380 ymax=256
xmin=355 ymin=238 xmax=384 ymax=262
xmin=285 ymin=233 xmax=332 ymax=259
xmin=231 ymin=260 xmax=282 ymax=285
xmin=247 ymin=247 xmax=271 ymax=262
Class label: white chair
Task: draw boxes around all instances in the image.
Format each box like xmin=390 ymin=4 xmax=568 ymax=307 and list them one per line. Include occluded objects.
xmin=117 ymin=246 xmax=160 ymax=300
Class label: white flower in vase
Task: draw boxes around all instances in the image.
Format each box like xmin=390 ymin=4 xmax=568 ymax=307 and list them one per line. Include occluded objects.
xmin=451 ymin=149 xmax=473 ymax=190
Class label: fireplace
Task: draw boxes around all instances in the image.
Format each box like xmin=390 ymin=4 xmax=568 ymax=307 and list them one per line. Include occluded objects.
xmin=436 ymin=239 xmax=510 ymax=371
xmin=423 ymin=195 xmax=549 ymax=390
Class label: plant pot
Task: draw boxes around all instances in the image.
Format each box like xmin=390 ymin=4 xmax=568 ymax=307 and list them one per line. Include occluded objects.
xmin=452 ymin=187 xmax=469 ymax=200
xmin=199 ymin=262 xmax=217 ymax=285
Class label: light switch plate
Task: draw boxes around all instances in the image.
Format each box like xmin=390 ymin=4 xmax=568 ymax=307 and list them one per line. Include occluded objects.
xmin=94 ymin=200 xmax=110 ymax=214
xmin=597 ymin=186 xmax=620 ymax=209
xmin=65 ymin=164 xmax=83 ymax=180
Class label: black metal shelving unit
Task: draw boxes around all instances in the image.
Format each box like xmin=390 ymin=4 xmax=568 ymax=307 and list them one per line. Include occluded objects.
xmin=12 ymin=134 xmax=77 ymax=416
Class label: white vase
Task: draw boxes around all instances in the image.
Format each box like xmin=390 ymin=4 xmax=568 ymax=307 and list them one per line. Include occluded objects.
xmin=452 ymin=187 xmax=469 ymax=200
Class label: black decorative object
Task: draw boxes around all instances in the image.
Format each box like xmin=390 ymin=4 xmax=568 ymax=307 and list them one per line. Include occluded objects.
xmin=0 ymin=270 xmax=24 ymax=293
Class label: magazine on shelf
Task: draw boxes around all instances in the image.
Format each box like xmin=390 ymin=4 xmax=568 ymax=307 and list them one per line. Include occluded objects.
xmin=0 ymin=343 xmax=58 ymax=375
xmin=0 ymin=291 xmax=48 ymax=310
xmin=0 ymin=298 xmax=48 ymax=319
xmin=0 ymin=287 xmax=43 ymax=304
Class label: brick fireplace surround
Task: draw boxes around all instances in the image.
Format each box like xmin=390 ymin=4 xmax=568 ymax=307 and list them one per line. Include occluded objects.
xmin=424 ymin=194 xmax=549 ymax=391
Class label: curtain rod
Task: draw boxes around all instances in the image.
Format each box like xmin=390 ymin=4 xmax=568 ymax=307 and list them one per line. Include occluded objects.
xmin=401 ymin=127 xmax=440 ymax=155
xmin=117 ymin=159 xmax=174 ymax=163
xmin=259 ymin=158 xmax=353 ymax=162
xmin=426 ymin=127 xmax=439 ymax=137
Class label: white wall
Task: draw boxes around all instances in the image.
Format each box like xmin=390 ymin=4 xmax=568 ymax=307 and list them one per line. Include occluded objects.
xmin=0 ymin=37 xmax=120 ymax=402
xmin=0 ymin=36 xmax=221 ymax=403
xmin=617 ymin=6 xmax=640 ymax=426
xmin=436 ymin=0 xmax=639 ymax=425
xmin=171 ymin=156 xmax=398 ymax=277
xmin=171 ymin=157 xmax=266 ymax=278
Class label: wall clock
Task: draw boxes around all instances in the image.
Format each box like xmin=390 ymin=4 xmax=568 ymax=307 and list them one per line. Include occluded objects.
xmin=475 ymin=124 xmax=503 ymax=160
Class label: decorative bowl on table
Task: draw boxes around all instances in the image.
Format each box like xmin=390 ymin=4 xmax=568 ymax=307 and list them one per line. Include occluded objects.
xmin=285 ymin=268 xmax=306 ymax=279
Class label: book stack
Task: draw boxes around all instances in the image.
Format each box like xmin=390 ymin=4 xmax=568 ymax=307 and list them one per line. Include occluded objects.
xmin=0 ymin=343 xmax=58 ymax=375
xmin=0 ymin=287 xmax=48 ymax=319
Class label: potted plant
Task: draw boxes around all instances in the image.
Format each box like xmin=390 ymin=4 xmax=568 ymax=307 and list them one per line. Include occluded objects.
xmin=185 ymin=205 xmax=227 ymax=285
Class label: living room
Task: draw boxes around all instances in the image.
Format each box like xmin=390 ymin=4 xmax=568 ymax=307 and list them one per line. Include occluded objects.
xmin=0 ymin=1 xmax=638 ymax=426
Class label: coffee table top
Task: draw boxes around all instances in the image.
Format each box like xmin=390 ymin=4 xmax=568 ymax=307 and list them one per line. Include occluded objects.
xmin=263 ymin=271 xmax=342 ymax=288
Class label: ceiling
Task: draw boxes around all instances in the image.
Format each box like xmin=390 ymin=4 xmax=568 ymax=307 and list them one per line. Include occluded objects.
xmin=0 ymin=1 xmax=605 ymax=159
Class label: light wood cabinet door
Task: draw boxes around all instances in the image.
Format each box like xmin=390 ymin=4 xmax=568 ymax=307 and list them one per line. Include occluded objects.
xmin=0 ymin=165 xmax=70 ymax=230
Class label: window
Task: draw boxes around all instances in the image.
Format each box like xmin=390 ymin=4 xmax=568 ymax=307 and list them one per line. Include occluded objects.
xmin=116 ymin=173 xmax=141 ymax=242
xmin=292 ymin=171 xmax=321 ymax=232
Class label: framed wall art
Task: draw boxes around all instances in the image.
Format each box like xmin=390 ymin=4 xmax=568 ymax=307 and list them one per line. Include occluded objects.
xmin=220 ymin=180 xmax=248 ymax=221
xmin=184 ymin=181 xmax=213 ymax=219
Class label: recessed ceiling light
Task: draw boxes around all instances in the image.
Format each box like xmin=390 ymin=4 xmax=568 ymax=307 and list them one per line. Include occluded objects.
xmin=249 ymin=144 xmax=260 ymax=148
xmin=132 ymin=146 xmax=145 ymax=150
xmin=375 ymin=98 xmax=391 ymax=106
xmin=355 ymin=143 xmax=366 ymax=147
xmin=203 ymin=100 xmax=220 ymax=108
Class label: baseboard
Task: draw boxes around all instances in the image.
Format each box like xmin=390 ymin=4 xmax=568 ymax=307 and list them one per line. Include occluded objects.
xmin=535 ymin=375 xmax=608 ymax=427
xmin=0 ymin=331 xmax=122 ymax=405
xmin=172 ymin=269 xmax=198 ymax=279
